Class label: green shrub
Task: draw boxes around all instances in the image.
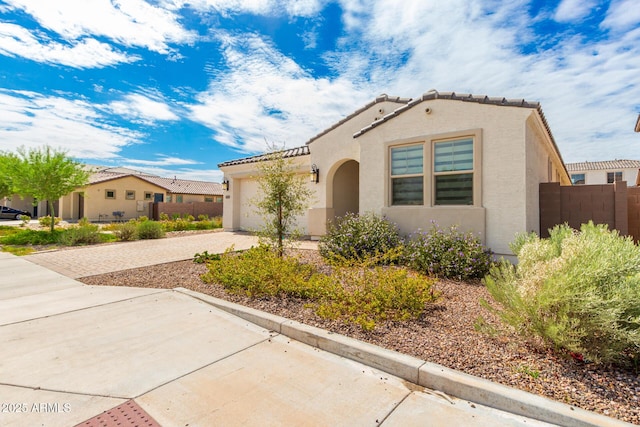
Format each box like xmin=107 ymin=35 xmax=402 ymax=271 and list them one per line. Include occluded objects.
xmin=316 ymin=265 xmax=439 ymax=331
xmin=197 ymin=214 xmax=209 ymax=221
xmin=159 ymin=213 xmax=170 ymax=221
xmin=202 ymin=245 xmax=318 ymax=297
xmin=319 ymin=212 xmax=403 ymax=265
xmin=0 ymin=229 xmax=61 ymax=245
xmin=484 ymin=222 xmax=640 ymax=364
xmin=137 ymin=220 xmax=165 ymax=239
xmin=38 ymin=216 xmax=61 ymax=228
xmin=58 ymin=224 xmax=101 ymax=245
xmin=404 ymin=223 xmax=493 ymax=280
xmin=202 ymin=246 xmax=439 ymax=331
xmin=193 ymin=250 xmax=221 ymax=263
xmin=115 ymin=221 xmax=138 ymax=241
xmin=137 ymin=215 xmax=149 ymax=222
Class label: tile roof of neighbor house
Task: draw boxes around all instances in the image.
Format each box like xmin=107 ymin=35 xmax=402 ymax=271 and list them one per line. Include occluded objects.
xmin=87 ymin=171 xmax=223 ymax=195
xmin=217 ymin=145 xmax=310 ymax=168
xmin=566 ymin=159 xmax=640 ymax=171
xmin=635 ymin=114 xmax=640 ymax=132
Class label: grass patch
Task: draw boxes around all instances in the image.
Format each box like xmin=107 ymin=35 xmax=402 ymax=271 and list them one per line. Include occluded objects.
xmin=1 ymin=245 xmax=35 ymax=256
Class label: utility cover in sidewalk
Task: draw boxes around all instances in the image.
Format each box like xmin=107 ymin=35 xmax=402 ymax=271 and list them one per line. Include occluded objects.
xmin=74 ymin=400 xmax=160 ymax=427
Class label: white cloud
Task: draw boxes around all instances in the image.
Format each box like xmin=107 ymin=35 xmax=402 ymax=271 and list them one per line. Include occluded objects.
xmin=0 ymin=23 xmax=138 ymax=68
xmin=188 ymin=32 xmax=370 ymax=153
xmin=325 ymin=0 xmax=640 ymax=163
xmin=601 ymin=0 xmax=640 ymax=31
xmin=178 ymin=0 xmax=324 ymax=17
xmin=554 ymin=0 xmax=598 ymax=22
xmin=117 ymin=162 xmax=222 ymax=182
xmin=3 ymin=0 xmax=196 ymax=54
xmin=0 ymin=89 xmax=141 ymax=159
xmin=123 ymin=155 xmax=200 ymax=166
xmin=107 ymin=93 xmax=179 ymax=124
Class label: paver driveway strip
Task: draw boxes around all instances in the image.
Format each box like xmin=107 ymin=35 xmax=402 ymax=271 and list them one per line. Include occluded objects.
xmin=23 ymin=231 xmax=265 ymax=278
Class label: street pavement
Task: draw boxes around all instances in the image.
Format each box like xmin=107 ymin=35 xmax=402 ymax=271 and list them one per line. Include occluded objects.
xmin=0 ymin=232 xmax=630 ymax=426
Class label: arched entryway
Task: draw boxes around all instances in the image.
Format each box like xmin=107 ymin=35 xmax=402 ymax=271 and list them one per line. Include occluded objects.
xmin=332 ymin=160 xmax=359 ymax=218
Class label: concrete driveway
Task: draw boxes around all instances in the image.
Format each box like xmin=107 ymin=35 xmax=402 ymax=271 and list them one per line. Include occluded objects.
xmin=0 ymin=233 xmax=628 ymax=426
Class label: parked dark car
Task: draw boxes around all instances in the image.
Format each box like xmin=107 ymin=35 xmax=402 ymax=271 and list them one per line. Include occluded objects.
xmin=0 ymin=206 xmax=32 ymax=220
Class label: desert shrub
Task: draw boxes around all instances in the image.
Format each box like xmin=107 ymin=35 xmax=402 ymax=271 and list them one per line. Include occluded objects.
xmin=197 ymin=214 xmax=209 ymax=221
xmin=58 ymin=224 xmax=102 ymax=245
xmin=403 ymin=223 xmax=493 ymax=280
xmin=0 ymin=229 xmax=61 ymax=245
xmin=137 ymin=216 xmax=149 ymax=222
xmin=137 ymin=220 xmax=165 ymax=239
xmin=38 ymin=216 xmax=61 ymax=228
xmin=201 ymin=245 xmax=319 ymax=297
xmin=315 ymin=265 xmax=439 ymax=331
xmin=202 ymin=246 xmax=439 ymax=331
xmin=319 ymin=212 xmax=403 ymax=265
xmin=170 ymin=218 xmax=191 ymax=231
xmin=115 ymin=221 xmax=138 ymax=241
xmin=159 ymin=213 xmax=170 ymax=221
xmin=484 ymin=222 xmax=640 ymax=364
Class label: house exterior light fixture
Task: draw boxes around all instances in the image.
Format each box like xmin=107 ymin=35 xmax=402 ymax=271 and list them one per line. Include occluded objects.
xmin=222 ymin=179 xmax=229 ymax=191
xmin=310 ymin=164 xmax=319 ymax=183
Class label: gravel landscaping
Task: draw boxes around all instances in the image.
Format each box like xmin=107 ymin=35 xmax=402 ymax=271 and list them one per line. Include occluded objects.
xmin=78 ymin=248 xmax=640 ymax=425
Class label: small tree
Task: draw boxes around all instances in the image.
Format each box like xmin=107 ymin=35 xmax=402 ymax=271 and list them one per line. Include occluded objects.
xmin=251 ymin=145 xmax=313 ymax=257
xmin=3 ymin=146 xmax=90 ymax=232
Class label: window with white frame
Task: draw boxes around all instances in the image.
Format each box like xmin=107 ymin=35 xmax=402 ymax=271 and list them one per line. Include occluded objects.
xmin=390 ymin=145 xmax=424 ymax=205
xmin=125 ymin=190 xmax=135 ymax=200
xmin=433 ymin=138 xmax=474 ymax=205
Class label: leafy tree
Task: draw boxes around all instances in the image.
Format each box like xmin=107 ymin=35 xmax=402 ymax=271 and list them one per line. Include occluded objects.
xmin=2 ymin=146 xmax=90 ymax=232
xmin=251 ymin=145 xmax=313 ymax=257
xmin=0 ymin=154 xmax=14 ymax=202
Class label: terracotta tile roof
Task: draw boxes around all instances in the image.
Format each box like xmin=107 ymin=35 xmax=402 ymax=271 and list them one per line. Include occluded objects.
xmin=305 ymin=94 xmax=412 ymax=145
xmin=140 ymin=176 xmax=223 ymax=195
xmin=218 ymin=145 xmax=310 ymax=168
xmin=566 ymin=160 xmax=640 ymax=171
xmin=88 ymin=171 xmax=222 ymax=195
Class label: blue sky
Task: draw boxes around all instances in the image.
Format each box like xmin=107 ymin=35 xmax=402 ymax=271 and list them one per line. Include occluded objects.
xmin=0 ymin=0 xmax=639 ymax=182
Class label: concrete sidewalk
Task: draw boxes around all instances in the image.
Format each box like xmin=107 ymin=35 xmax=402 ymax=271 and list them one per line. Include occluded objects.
xmin=0 ymin=235 xmax=631 ymax=426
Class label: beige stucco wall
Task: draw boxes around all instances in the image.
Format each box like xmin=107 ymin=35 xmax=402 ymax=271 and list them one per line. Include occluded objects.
xmin=62 ymin=176 xmax=167 ymax=222
xmin=524 ymin=114 xmax=571 ymax=236
xmin=354 ymin=99 xmax=558 ymax=257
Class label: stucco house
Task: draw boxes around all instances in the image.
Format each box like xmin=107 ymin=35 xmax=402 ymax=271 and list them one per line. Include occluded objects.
xmin=57 ymin=167 xmax=223 ymax=222
xmin=219 ymin=90 xmax=570 ymax=258
xmin=566 ymin=160 xmax=640 ymax=186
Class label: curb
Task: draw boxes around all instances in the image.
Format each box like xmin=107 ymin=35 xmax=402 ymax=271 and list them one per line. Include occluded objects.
xmin=174 ymin=287 xmax=632 ymax=427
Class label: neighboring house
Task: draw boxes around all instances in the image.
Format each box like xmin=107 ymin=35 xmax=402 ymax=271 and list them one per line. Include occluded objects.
xmin=219 ymin=90 xmax=570 ymax=258
xmin=566 ymin=160 xmax=640 ymax=186
xmin=57 ymin=168 xmax=223 ymax=222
